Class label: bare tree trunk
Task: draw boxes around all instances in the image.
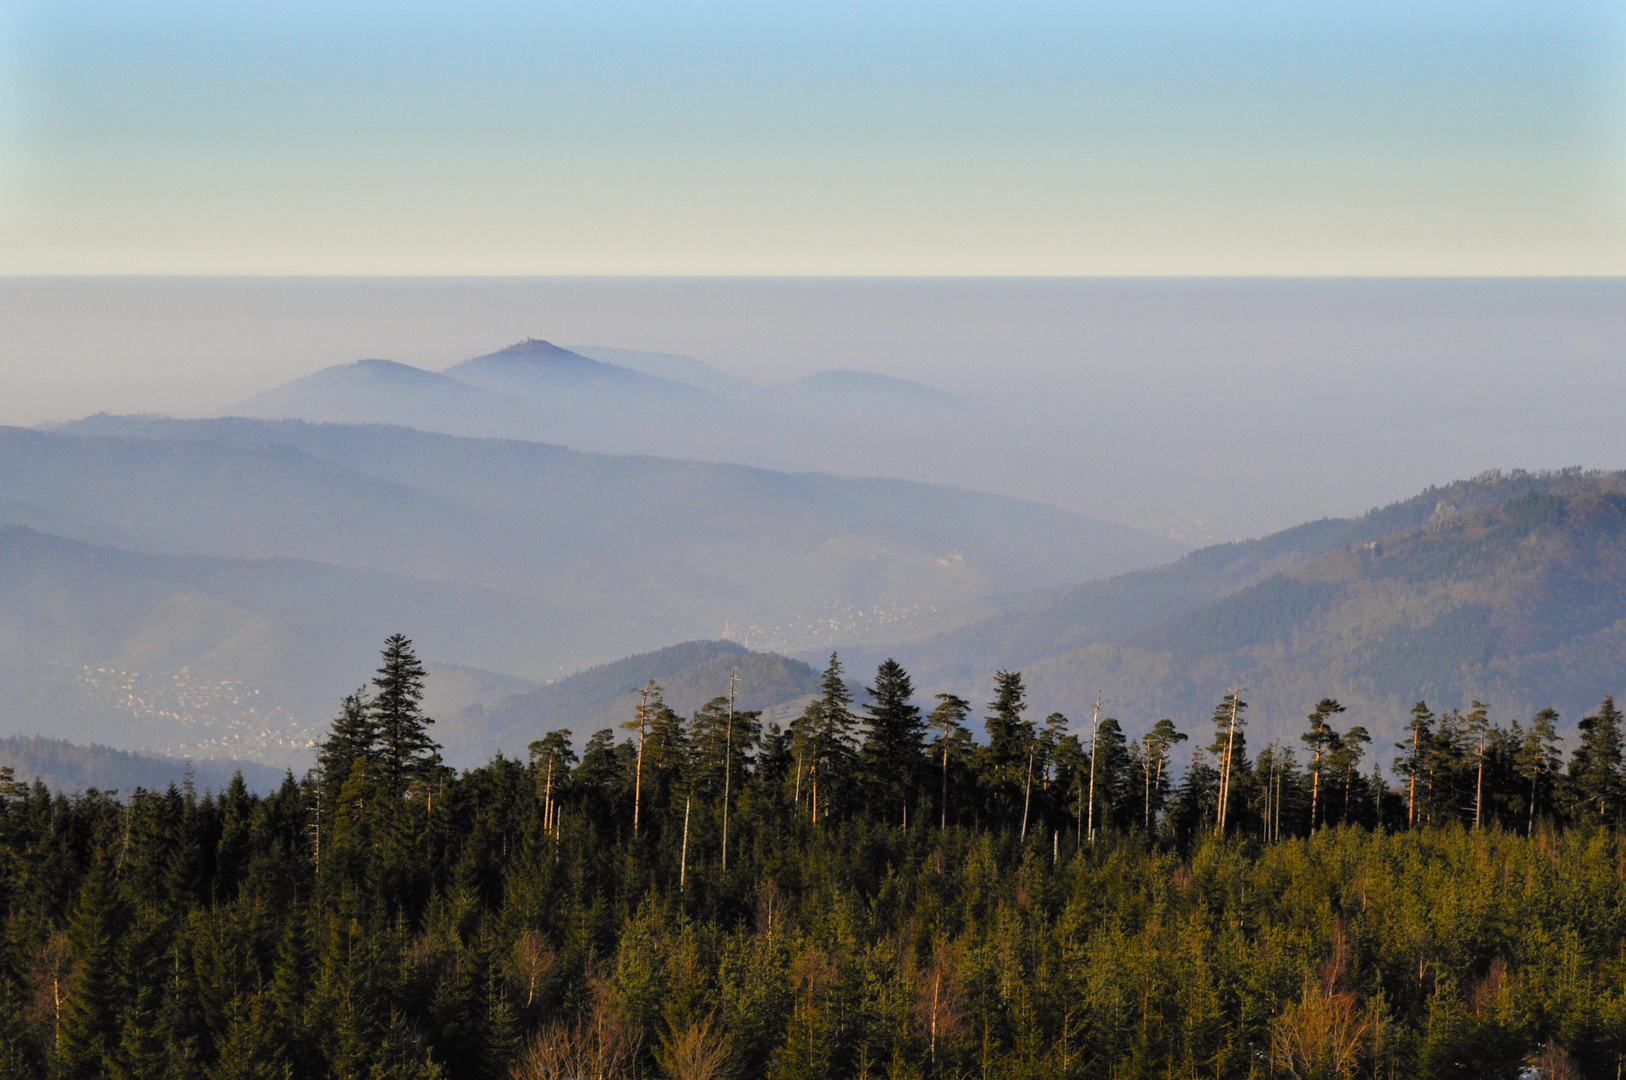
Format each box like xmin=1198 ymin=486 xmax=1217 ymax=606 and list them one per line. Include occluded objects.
xmin=1474 ymin=730 xmax=1486 ymax=830
xmin=941 ymin=741 xmax=950 ymax=831
xmin=679 ymin=793 xmax=691 ymax=889
xmin=1086 ymin=693 xmax=1101 ymax=843
xmin=1218 ymin=693 xmax=1239 ymax=836
xmin=543 ymin=756 xmax=554 ymax=835
xmin=1408 ymin=725 xmax=1419 ymax=826
xmin=723 ymin=668 xmax=735 ymax=871
xmin=632 ymin=691 xmax=648 ymax=837
xmin=1310 ymin=751 xmax=1321 ymax=833
xmin=1020 ymin=744 xmax=1034 ymax=841
xmin=1528 ymin=768 xmax=1537 ymax=838
xmin=1144 ymin=756 xmax=1152 ymax=834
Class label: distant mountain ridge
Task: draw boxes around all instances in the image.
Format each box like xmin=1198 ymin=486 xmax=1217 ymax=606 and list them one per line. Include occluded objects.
xmin=227 ymin=338 xmax=1006 ymax=484
xmin=873 ymin=469 xmax=1626 ymax=749
xmin=0 ymin=416 xmax=1182 ymax=766
xmin=442 ymin=640 xmax=821 ymax=764
xmin=0 ymin=735 xmax=287 ymax=794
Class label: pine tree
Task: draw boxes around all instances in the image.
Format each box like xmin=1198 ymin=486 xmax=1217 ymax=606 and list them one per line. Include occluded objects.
xmin=1518 ymin=707 xmax=1562 ymax=835
xmin=1140 ymin=719 xmax=1187 ymax=834
xmin=927 ymin=694 xmax=972 ymax=830
xmin=370 ymin=635 xmax=440 ymax=796
xmin=1302 ymin=699 xmax=1344 ymax=832
xmin=1209 ymin=692 xmax=1249 ymax=835
xmin=1331 ymin=725 xmax=1370 ymax=825
xmin=1394 ymin=701 xmax=1435 ymax=827
xmin=1465 ymin=701 xmax=1492 ymax=829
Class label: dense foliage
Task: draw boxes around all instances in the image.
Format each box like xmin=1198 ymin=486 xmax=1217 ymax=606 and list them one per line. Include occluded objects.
xmin=1 ymin=638 xmax=1623 ymax=1079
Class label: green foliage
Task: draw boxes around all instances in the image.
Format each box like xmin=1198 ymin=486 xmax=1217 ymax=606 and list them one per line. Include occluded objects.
xmin=1 ymin=642 xmax=1624 ymax=1079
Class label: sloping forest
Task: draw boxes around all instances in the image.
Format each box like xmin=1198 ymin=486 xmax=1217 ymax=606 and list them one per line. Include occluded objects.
xmin=1 ymin=635 xmax=1623 ymax=1079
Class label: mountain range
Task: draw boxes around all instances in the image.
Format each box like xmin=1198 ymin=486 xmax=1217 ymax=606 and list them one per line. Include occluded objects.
xmin=0 ymin=413 xmax=1176 ymax=767
xmin=227 ymin=338 xmax=1040 ymax=507
xmin=867 ymin=469 xmax=1626 ymax=751
xmin=4 ymin=334 xmax=1624 ymax=780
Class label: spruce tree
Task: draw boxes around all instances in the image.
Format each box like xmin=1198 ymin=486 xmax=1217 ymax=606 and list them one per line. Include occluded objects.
xmin=799 ymin=653 xmax=856 ymax=823
xmin=319 ymin=689 xmax=378 ymax=804
xmin=982 ymin=670 xmax=1031 ymax=827
xmin=58 ymin=858 xmax=125 ymax=1079
xmin=1567 ymin=694 xmax=1624 ymax=825
xmin=370 ymin=634 xmax=440 ymax=795
xmin=859 ymin=659 xmax=925 ymax=816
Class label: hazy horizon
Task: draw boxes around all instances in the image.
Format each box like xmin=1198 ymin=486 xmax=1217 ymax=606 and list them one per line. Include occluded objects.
xmin=4 ymin=275 xmax=1624 ymax=541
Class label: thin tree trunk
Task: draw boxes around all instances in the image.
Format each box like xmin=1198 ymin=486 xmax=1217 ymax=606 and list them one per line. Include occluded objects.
xmin=723 ymin=668 xmax=735 ymax=871
xmin=1144 ymin=756 xmax=1152 ymax=834
xmin=1528 ymin=768 xmax=1537 ymax=838
xmin=1310 ymin=751 xmax=1321 ymax=833
xmin=1086 ymin=693 xmax=1101 ymax=842
xmin=1408 ymin=726 xmax=1418 ymax=827
xmin=1218 ymin=693 xmax=1239 ymax=836
xmin=941 ymin=740 xmax=950 ymax=831
xmin=543 ymin=756 xmax=554 ymax=835
xmin=633 ymin=696 xmax=646 ymax=837
xmin=1474 ymin=730 xmax=1486 ymax=830
xmin=679 ymin=793 xmax=691 ymax=889
xmin=1020 ymin=744 xmax=1034 ymax=841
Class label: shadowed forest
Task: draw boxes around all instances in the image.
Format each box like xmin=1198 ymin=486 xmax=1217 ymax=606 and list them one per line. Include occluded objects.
xmin=1 ymin=636 xmax=1623 ymax=1079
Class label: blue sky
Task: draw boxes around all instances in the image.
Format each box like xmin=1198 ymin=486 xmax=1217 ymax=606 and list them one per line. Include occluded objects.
xmin=2 ymin=0 xmax=1622 ymax=273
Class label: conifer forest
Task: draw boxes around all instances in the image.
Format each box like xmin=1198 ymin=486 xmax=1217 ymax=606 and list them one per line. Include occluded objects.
xmin=2 ymin=634 xmax=1624 ymax=1080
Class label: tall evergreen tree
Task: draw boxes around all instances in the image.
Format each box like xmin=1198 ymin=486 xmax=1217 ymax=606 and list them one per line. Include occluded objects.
xmin=796 ymin=653 xmax=857 ymax=823
xmin=1394 ymin=701 xmax=1435 ymax=827
xmin=370 ymin=634 xmax=440 ymax=795
xmin=1567 ymin=694 xmax=1624 ymax=826
xmin=1141 ymin=719 xmax=1187 ymax=834
xmin=1209 ymin=692 xmax=1250 ymax=835
xmin=927 ymin=693 xmax=972 ymax=829
xmin=982 ymin=670 xmax=1031 ymax=828
xmin=318 ymin=689 xmax=378 ymax=804
xmin=1302 ymin=698 xmax=1345 ymax=831
xmin=1518 ymin=707 xmax=1563 ymax=835
xmin=57 ymin=857 xmax=126 ymax=1079
xmin=858 ymin=659 xmax=925 ymax=819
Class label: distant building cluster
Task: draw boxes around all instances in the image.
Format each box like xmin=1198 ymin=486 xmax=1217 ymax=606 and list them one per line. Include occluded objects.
xmin=75 ymin=666 xmax=321 ymax=765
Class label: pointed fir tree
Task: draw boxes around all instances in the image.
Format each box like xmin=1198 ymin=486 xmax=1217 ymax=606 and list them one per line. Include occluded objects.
xmin=370 ymin=634 xmax=440 ymax=796
xmin=858 ymin=659 xmax=925 ymax=815
xmin=319 ymin=688 xmax=378 ymax=805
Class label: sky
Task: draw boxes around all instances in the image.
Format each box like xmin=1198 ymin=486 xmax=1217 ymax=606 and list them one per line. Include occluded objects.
xmin=2 ymin=0 xmax=1624 ymax=275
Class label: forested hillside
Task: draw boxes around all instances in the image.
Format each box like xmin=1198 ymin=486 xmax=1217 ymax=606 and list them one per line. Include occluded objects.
xmin=1 ymin=636 xmax=1621 ymax=1079
xmin=28 ymin=418 xmax=1176 ymax=657
xmin=0 ymin=736 xmax=282 ymax=795
xmin=440 ymin=641 xmax=819 ymax=767
xmin=879 ymin=470 xmax=1626 ymax=748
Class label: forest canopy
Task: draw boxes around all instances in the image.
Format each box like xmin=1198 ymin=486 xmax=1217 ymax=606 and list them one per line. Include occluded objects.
xmin=0 ymin=635 xmax=1621 ymax=1079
